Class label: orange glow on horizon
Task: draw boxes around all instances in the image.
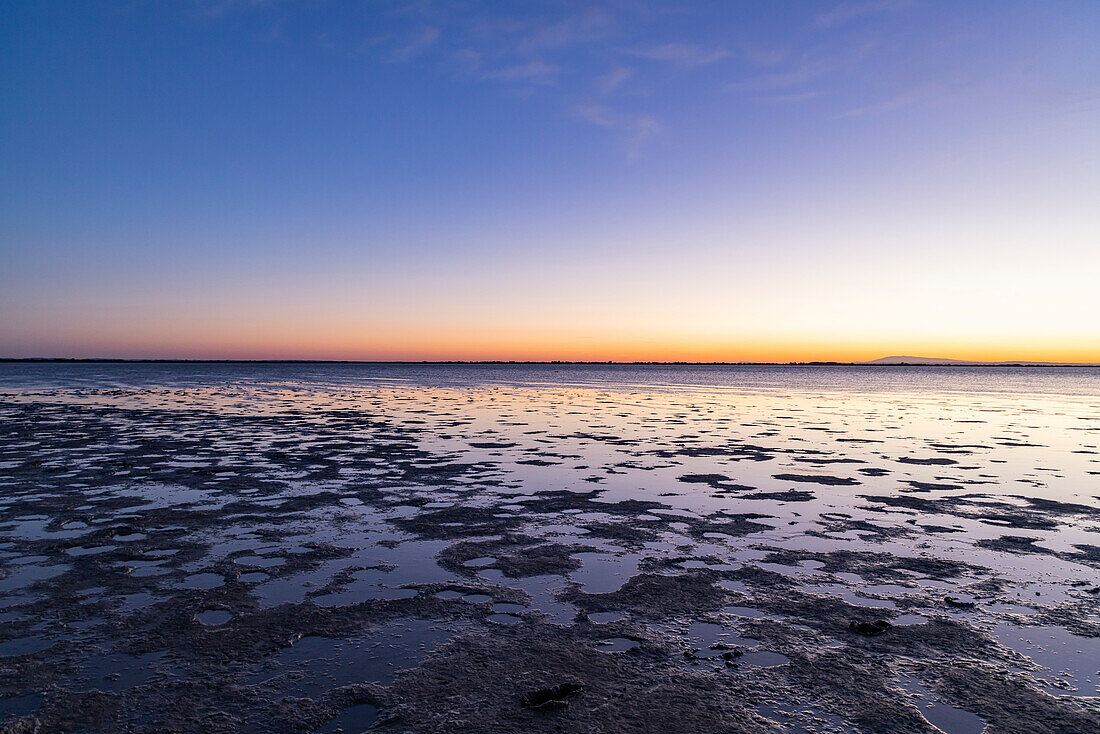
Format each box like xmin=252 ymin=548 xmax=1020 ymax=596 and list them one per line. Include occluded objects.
xmin=13 ymin=329 xmax=1098 ymax=364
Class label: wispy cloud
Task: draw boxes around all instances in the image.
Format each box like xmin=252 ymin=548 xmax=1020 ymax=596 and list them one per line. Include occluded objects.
xmin=626 ymin=43 xmax=729 ymax=67
xmin=761 ymin=90 xmax=825 ymax=104
xmin=836 ymin=80 xmax=946 ymax=117
xmin=191 ymin=1 xmax=932 ymax=158
xmin=726 ymin=41 xmax=877 ymax=93
xmin=387 ymin=26 xmax=441 ymax=62
xmin=727 ymin=57 xmax=839 ymax=93
xmin=574 ymin=103 xmax=661 ymax=158
xmin=516 ymin=7 xmax=615 ymax=52
xmin=483 ymin=59 xmax=559 ymax=85
xmin=739 ymin=42 xmax=789 ymax=68
xmin=358 ymin=3 xmax=684 ymax=154
xmin=598 ymin=65 xmax=633 ymax=95
xmin=451 ymin=47 xmax=483 ymax=70
xmin=815 ymin=0 xmax=912 ymax=30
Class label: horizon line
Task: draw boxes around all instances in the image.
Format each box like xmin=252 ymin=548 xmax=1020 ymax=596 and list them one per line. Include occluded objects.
xmin=3 ymin=358 xmax=1098 ymax=367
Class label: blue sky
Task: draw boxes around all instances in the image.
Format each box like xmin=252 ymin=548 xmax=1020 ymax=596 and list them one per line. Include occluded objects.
xmin=2 ymin=1 xmax=1099 ymax=360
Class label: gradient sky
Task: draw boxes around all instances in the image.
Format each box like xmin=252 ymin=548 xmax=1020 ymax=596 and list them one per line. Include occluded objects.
xmin=2 ymin=1 xmax=1099 ymax=361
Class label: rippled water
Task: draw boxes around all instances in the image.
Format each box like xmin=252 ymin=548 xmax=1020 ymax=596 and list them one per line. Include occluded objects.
xmin=4 ymin=361 xmax=1100 ymax=396
xmin=0 ymin=364 xmax=1097 ymax=733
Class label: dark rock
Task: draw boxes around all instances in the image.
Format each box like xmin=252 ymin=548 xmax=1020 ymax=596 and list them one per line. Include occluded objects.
xmin=848 ymin=620 xmax=892 ymax=636
xmin=519 ymin=683 xmax=583 ymax=711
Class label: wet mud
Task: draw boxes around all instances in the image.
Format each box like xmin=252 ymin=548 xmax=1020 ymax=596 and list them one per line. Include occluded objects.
xmin=1 ymin=371 xmax=1098 ymax=733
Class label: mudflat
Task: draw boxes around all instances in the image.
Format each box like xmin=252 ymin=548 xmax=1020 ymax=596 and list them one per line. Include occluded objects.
xmin=1 ymin=364 xmax=1098 ymax=733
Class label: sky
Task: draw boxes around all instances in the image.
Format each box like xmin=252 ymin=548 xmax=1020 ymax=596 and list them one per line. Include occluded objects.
xmin=1 ymin=0 xmax=1099 ymax=362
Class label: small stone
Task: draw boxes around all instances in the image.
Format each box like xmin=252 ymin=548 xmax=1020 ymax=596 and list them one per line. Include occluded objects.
xmin=848 ymin=620 xmax=892 ymax=636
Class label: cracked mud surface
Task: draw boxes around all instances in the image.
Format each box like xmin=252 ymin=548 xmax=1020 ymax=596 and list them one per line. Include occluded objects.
xmin=1 ymin=363 xmax=1098 ymax=733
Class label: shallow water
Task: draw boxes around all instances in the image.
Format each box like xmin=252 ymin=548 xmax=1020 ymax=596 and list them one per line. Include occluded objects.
xmin=0 ymin=364 xmax=1098 ymax=732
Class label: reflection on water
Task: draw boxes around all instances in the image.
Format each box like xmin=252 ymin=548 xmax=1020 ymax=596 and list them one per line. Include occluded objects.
xmin=3 ymin=361 xmax=1100 ymax=397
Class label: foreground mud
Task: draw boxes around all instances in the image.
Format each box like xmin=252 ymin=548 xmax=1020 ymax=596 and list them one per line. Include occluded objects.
xmin=1 ymin=372 xmax=1098 ymax=733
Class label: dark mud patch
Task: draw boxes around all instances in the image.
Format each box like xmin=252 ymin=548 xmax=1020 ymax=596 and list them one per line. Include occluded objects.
xmin=772 ymin=473 xmax=860 ymax=486
xmin=741 ymin=489 xmax=816 ymax=502
xmin=438 ymin=536 xmax=594 ymax=578
xmin=564 ymin=571 xmax=728 ymax=619
xmin=677 ymin=474 xmax=753 ymax=491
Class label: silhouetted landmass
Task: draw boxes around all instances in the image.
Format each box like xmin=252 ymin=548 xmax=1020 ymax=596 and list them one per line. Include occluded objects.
xmin=864 ymin=356 xmax=1097 ymax=366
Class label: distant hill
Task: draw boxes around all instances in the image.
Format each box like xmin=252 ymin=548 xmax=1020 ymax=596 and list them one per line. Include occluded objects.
xmin=865 ymin=356 xmax=1095 ymax=366
xmin=867 ymin=356 xmax=984 ymax=365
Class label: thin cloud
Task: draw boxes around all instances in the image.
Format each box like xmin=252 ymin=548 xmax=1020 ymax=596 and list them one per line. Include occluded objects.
xmin=483 ymin=59 xmax=559 ymax=85
xmin=739 ymin=42 xmax=789 ymax=68
xmin=761 ymin=90 xmax=824 ymax=104
xmin=727 ymin=57 xmax=838 ymax=93
xmin=598 ymin=66 xmax=633 ymax=95
xmin=627 ymin=43 xmax=729 ymax=67
xmin=388 ymin=27 xmax=442 ymax=62
xmin=815 ymin=0 xmax=912 ymax=30
xmin=517 ymin=7 xmax=615 ymax=52
xmin=837 ymin=80 xmax=945 ymax=117
xmin=452 ymin=48 xmax=483 ymax=69
xmin=727 ymin=41 xmax=878 ymax=93
xmin=574 ymin=103 xmax=661 ymax=158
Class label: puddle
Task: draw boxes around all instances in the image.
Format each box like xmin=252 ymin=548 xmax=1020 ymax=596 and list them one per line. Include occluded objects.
xmin=312 ymin=586 xmax=419 ymax=607
xmin=462 ymin=594 xmax=491 ymax=604
xmin=0 ymin=563 xmax=67 ymax=593
xmin=0 ymin=636 xmax=54 ymax=658
xmin=73 ymin=651 xmax=165 ymax=692
xmin=736 ymin=650 xmax=789 ymax=668
xmin=491 ymin=603 xmax=525 ymax=614
xmin=722 ymin=606 xmax=769 ymax=619
xmin=181 ymin=573 xmax=225 ymax=590
xmin=314 ymin=703 xmax=379 ymax=733
xmin=196 ymin=610 xmax=234 ymax=625
xmin=0 ymin=693 xmax=42 ymax=720
xmin=234 ymin=555 xmax=286 ymax=568
xmin=897 ymin=674 xmax=986 ymax=734
xmin=991 ymin=623 xmax=1100 ymax=694
xmin=248 ymin=619 xmax=461 ymax=695
xmin=588 ymin=612 xmax=627 ymax=624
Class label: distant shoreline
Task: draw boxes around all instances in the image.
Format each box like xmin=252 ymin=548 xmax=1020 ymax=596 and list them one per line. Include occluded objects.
xmin=1 ymin=358 xmax=1097 ymax=367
